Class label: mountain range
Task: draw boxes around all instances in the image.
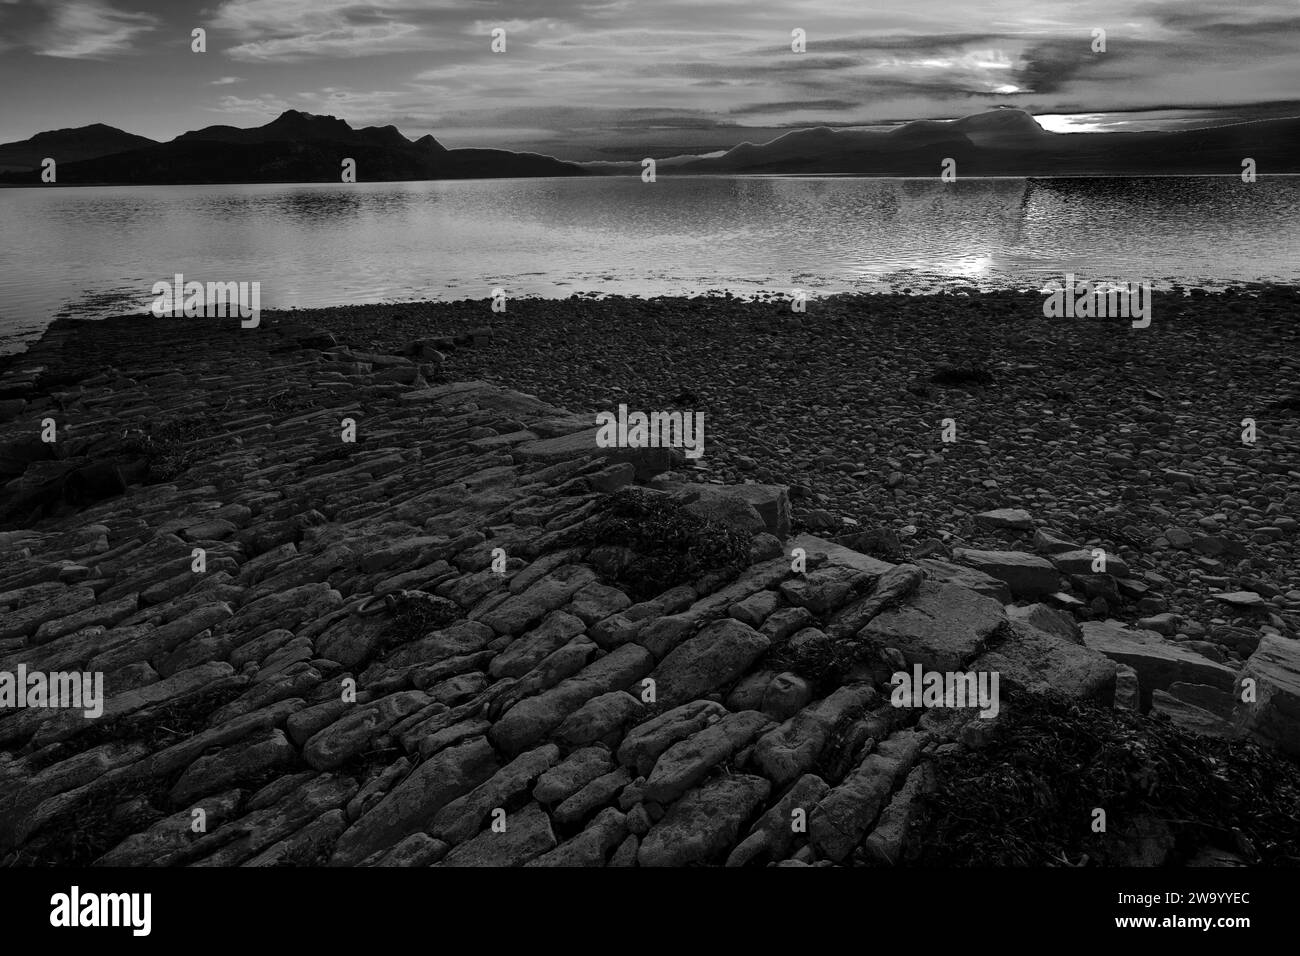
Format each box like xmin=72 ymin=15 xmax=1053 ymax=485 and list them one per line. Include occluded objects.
xmin=0 ymin=110 xmax=585 ymax=184
xmin=2 ymin=108 xmax=1298 ymax=184
xmin=663 ymin=109 xmax=1300 ymax=176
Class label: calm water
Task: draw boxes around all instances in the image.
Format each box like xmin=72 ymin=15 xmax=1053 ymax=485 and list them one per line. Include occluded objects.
xmin=2 ymin=175 xmax=1299 ymax=354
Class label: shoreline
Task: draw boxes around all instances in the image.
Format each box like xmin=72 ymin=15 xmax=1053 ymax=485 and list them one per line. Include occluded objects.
xmin=0 ymin=290 xmax=1298 ymax=866
xmin=262 ymin=284 xmax=1300 ymax=630
xmin=5 ymin=280 xmax=1300 ymax=360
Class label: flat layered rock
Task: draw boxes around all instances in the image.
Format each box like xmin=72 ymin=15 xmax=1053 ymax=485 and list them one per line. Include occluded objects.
xmin=974 ymin=508 xmax=1035 ymax=531
xmin=649 ymin=618 xmax=770 ymax=709
xmin=329 ymin=738 xmax=499 ymax=866
xmin=971 ymin=621 xmax=1117 ymax=702
xmin=669 ymin=482 xmax=791 ymax=539
xmin=638 ymin=773 xmax=770 ymax=867
xmin=1081 ymin=620 xmax=1237 ymax=707
xmin=859 ymin=583 xmax=1004 ymax=671
xmin=809 ymin=730 xmax=927 ymax=862
xmin=1233 ymin=633 xmax=1300 ymax=757
xmin=788 ymin=533 xmax=894 ymax=576
xmin=916 ymin=558 xmax=1012 ymax=603
xmin=436 ymin=803 xmax=557 ymax=867
xmin=952 ymin=548 xmax=1059 ymax=598
xmin=643 ymin=710 xmax=772 ymax=804
xmin=514 ymin=429 xmax=678 ymax=479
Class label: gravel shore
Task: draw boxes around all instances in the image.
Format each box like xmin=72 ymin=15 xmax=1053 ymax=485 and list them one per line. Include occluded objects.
xmin=0 ymin=289 xmax=1297 ymax=868
xmin=272 ymin=286 xmax=1300 ymax=660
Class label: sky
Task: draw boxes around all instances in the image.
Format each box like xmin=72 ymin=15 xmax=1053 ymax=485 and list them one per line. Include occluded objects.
xmin=1 ymin=0 xmax=1299 ymax=160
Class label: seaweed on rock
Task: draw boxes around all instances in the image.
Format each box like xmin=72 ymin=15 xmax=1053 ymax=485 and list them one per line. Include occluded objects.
xmin=915 ymin=692 xmax=1300 ymax=867
xmin=585 ymin=488 xmax=751 ymax=601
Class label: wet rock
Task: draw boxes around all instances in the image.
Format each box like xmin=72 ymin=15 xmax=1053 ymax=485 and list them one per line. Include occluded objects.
xmin=725 ymin=772 xmax=828 ymax=867
xmin=526 ymin=807 xmax=626 ymax=867
xmin=760 ymin=606 xmax=814 ymax=643
xmin=974 ymin=508 xmax=1034 ymax=531
xmin=478 ymin=564 xmax=599 ymax=636
xmin=1081 ymin=620 xmax=1237 ymax=706
xmin=1050 ymin=549 xmax=1130 ymax=579
xmin=729 ymin=589 xmax=780 ymax=628
xmin=617 ymin=699 xmax=728 ymax=777
xmin=96 ymin=789 xmax=245 ymax=866
xmin=761 ymin=671 xmax=814 ymax=721
xmin=638 ymin=774 xmax=770 ymax=867
xmin=751 ymin=683 xmax=876 ymax=789
xmin=567 ymin=582 xmax=631 ymax=626
xmin=826 ymin=563 xmax=924 ymax=637
xmin=916 ymin=558 xmax=1011 ymax=603
xmin=649 ymin=618 xmax=770 ymax=709
xmin=169 ymin=729 xmax=296 ymax=805
xmin=553 ymin=767 xmax=632 ymax=827
xmin=809 ymin=729 xmax=927 ymax=862
xmin=787 ymin=534 xmax=893 ymax=576
xmin=373 ymin=833 xmax=448 ymax=867
xmin=1233 ymin=633 xmax=1300 ymax=757
xmin=1007 ymin=602 xmax=1082 ymax=644
xmin=303 ymin=691 xmax=430 ymax=770
xmin=1114 ymin=663 xmax=1140 ymax=710
xmin=533 ymin=746 xmax=614 ymax=804
xmin=1151 ymin=691 xmax=1235 ymax=738
xmin=436 ymin=803 xmax=556 ymax=867
xmin=431 ymin=744 xmax=560 ymax=845
xmin=553 ymin=691 xmax=643 ymax=749
xmin=862 ymin=762 xmax=934 ymax=865
xmin=192 ymin=773 xmax=358 ymax=867
xmin=644 ymin=710 xmax=772 ymax=803
xmin=490 ymin=643 xmax=653 ymax=756
xmin=778 ymin=565 xmax=867 ymax=616
xmin=971 ymin=621 xmax=1117 ymax=702
xmin=487 ymin=610 xmax=585 ymax=679
xmin=952 ymin=549 xmax=1059 ymax=598
xmin=860 ymin=583 xmax=1004 ymax=671
xmin=329 ymin=738 xmax=498 ymax=866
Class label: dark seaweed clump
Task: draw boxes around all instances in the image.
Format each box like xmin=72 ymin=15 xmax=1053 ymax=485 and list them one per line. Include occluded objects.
xmin=121 ymin=416 xmax=226 ymax=482
xmin=587 ymin=488 xmax=751 ymax=601
xmin=915 ymin=692 xmax=1300 ymax=866
xmin=390 ymin=594 xmax=461 ymax=642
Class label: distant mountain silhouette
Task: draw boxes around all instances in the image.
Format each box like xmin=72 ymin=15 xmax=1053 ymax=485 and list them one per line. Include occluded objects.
xmin=663 ymin=109 xmax=1300 ymax=176
xmin=0 ymin=110 xmax=584 ymax=184
xmin=0 ymin=123 xmax=157 ymax=172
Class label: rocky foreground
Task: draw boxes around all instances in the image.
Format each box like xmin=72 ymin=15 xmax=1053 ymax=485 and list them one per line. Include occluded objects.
xmin=0 ymin=299 xmax=1298 ymax=867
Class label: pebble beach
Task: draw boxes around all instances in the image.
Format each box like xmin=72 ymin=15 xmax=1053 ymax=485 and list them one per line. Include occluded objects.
xmin=0 ymin=287 xmax=1297 ymax=868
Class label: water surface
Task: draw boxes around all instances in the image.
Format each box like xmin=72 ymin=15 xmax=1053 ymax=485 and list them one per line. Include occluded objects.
xmin=2 ymin=175 xmax=1298 ymax=354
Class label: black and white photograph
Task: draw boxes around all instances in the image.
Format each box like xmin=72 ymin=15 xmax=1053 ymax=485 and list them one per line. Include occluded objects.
xmin=0 ymin=0 xmax=1296 ymax=937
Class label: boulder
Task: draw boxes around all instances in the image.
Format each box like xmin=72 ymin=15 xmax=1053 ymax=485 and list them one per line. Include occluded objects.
xmin=1233 ymin=633 xmax=1300 ymax=757
xmin=859 ymin=583 xmax=1004 ymax=671
xmin=1081 ymin=620 xmax=1237 ymax=708
xmin=638 ymin=774 xmax=770 ymax=867
xmin=971 ymin=621 xmax=1117 ymax=702
xmin=648 ymin=618 xmax=770 ymax=709
xmin=952 ymin=548 xmax=1059 ymax=598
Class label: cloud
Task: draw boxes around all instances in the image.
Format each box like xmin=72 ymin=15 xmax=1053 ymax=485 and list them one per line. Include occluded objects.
xmin=33 ymin=0 xmax=157 ymax=58
xmin=210 ymin=76 xmax=244 ymax=85
xmin=207 ymin=93 xmax=293 ymax=114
